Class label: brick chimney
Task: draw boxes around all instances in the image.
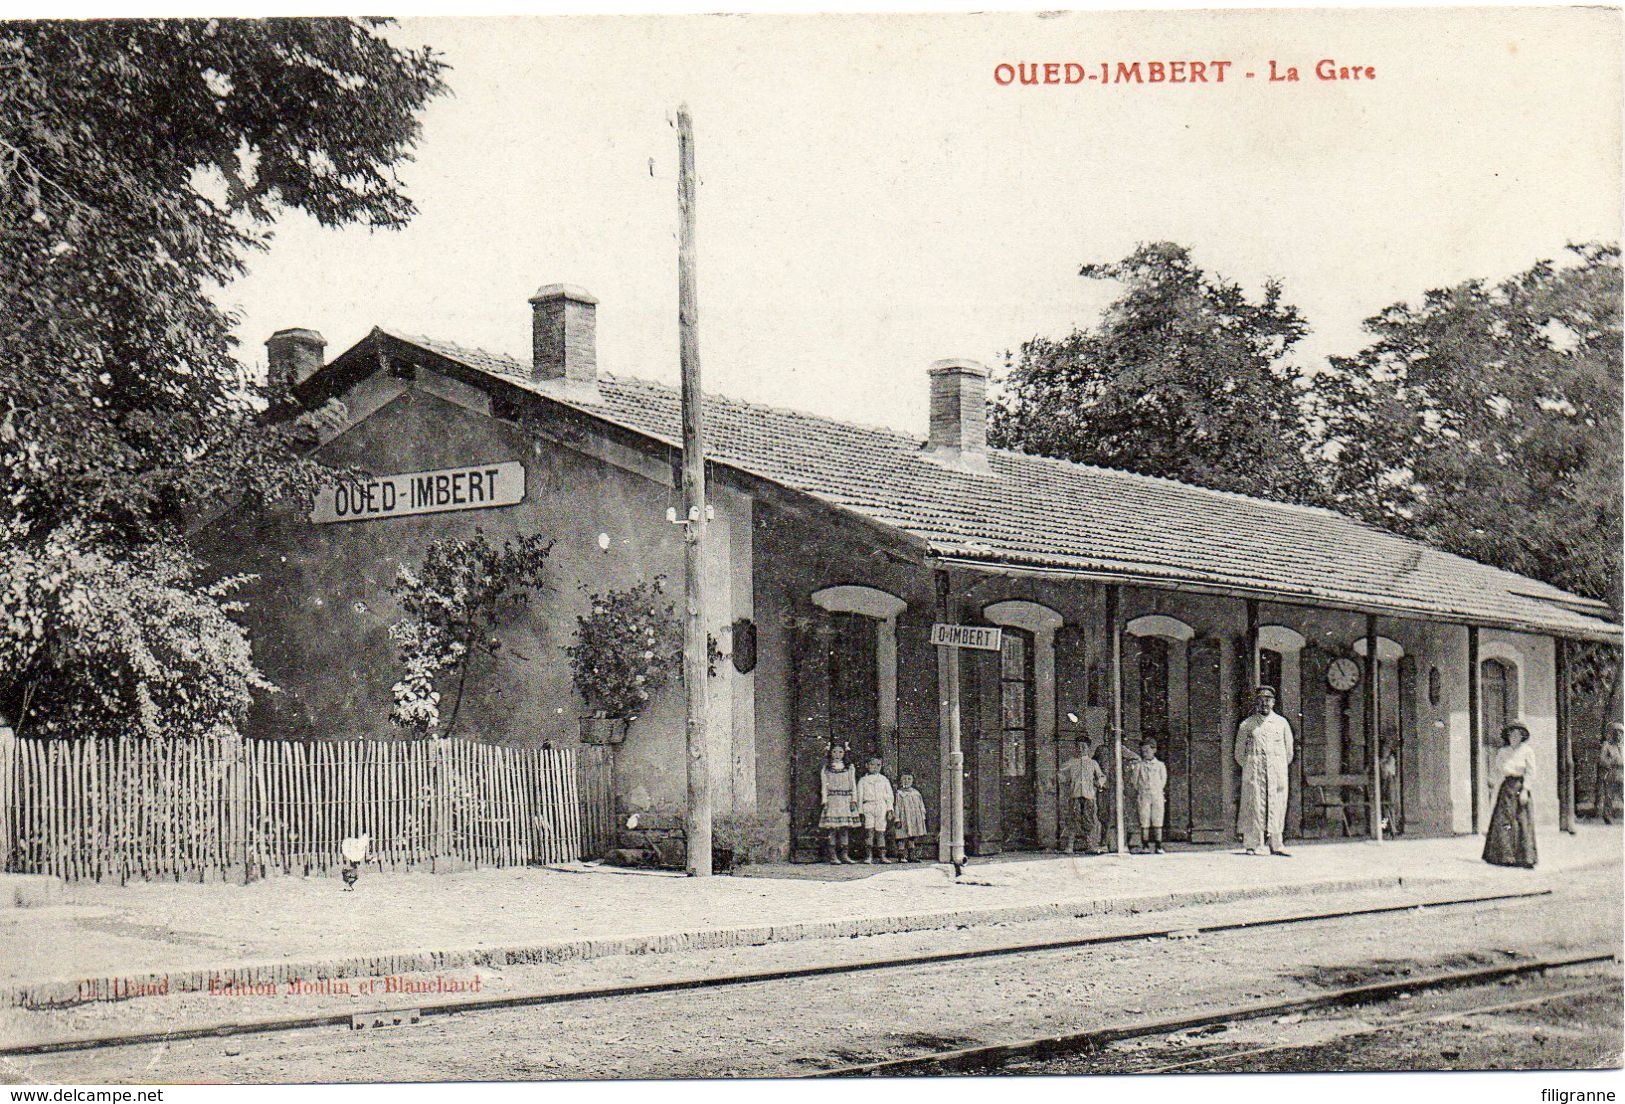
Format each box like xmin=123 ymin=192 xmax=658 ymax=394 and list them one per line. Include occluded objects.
xmin=265 ymin=328 xmax=326 ymax=391
xmin=530 ymin=284 xmax=600 ymax=401
xmin=923 ymin=358 xmax=991 ymax=473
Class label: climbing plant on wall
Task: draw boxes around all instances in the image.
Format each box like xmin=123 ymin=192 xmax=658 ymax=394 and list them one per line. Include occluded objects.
xmin=388 ymin=529 xmax=554 ymax=738
xmin=566 ymin=578 xmax=683 ymax=722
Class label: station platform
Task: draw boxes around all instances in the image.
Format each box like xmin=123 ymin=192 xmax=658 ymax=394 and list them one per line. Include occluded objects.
xmin=3 ymin=826 xmax=1618 ymax=1017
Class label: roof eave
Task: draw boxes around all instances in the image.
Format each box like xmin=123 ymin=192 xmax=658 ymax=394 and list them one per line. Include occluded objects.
xmin=931 ymin=553 xmax=1624 ymax=646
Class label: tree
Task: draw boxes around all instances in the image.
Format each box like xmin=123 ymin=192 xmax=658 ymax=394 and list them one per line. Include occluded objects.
xmin=389 ymin=531 xmax=554 ymax=738
xmin=990 ymin=242 xmax=1326 ymax=504
xmin=1316 ymin=244 xmax=1622 ymax=611
xmin=0 ymin=19 xmax=446 ymax=736
xmin=1317 ymin=244 xmax=1624 ymax=761
xmin=0 ymin=531 xmax=270 ymax=739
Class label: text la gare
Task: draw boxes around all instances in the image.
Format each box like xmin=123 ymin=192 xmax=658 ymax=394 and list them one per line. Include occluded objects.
xmin=1270 ymin=59 xmax=1376 ymax=81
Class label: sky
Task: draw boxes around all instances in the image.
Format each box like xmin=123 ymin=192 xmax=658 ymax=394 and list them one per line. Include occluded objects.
xmin=221 ymin=7 xmax=1623 ymax=437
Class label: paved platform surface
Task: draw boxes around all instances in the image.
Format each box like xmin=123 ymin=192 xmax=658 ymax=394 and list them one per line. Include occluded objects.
xmin=3 ymin=827 xmax=1617 ymax=1011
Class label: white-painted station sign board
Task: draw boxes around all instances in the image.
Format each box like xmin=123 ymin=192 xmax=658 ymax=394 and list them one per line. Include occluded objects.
xmin=311 ymin=461 xmax=526 ymax=524
xmin=930 ymin=624 xmax=1003 ymax=651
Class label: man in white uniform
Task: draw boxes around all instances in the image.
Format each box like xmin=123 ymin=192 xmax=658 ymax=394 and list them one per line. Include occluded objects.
xmin=1236 ymin=685 xmax=1294 ymax=856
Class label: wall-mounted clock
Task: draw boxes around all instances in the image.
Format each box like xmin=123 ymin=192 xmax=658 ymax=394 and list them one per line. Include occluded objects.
xmin=1326 ymin=656 xmax=1362 ymax=693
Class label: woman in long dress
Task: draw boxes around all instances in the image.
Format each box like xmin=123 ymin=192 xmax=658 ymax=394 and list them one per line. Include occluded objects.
xmin=1598 ymin=723 xmax=1623 ymax=825
xmin=1483 ymin=722 xmax=1538 ymax=869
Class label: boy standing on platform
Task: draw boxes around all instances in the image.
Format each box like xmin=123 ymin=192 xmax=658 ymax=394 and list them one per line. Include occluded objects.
xmin=1058 ymin=740 xmax=1106 ymax=853
xmin=1135 ymin=738 xmax=1168 ymax=854
xmin=855 ymin=757 xmax=896 ymax=864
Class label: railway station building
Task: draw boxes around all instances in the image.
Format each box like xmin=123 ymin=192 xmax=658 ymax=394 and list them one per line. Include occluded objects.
xmin=207 ymin=285 xmax=1623 ymax=862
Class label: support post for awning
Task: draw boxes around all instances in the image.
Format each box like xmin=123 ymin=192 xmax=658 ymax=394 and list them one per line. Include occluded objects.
xmin=934 ymin=570 xmax=965 ymax=872
xmin=1107 ymin=583 xmax=1126 ymax=855
xmin=1468 ymin=625 xmax=1482 ymax=834
xmin=1366 ymin=613 xmax=1383 ymax=842
xmin=1245 ymin=599 xmax=1260 ymax=690
xmin=1556 ymin=637 xmax=1575 ymax=834
xmin=1244 ymin=598 xmax=1260 ymax=847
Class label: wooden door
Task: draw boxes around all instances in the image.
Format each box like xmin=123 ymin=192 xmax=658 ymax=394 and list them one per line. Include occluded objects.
xmin=1187 ymin=637 xmax=1226 ymax=842
xmin=829 ymin=612 xmax=880 ymax=764
xmin=967 ymin=646 xmax=1003 ymax=855
xmin=894 ymin=614 xmax=939 ymax=847
xmin=789 ymin=610 xmax=878 ymax=861
xmin=997 ymin=630 xmax=1037 ymax=849
xmin=1300 ymin=643 xmax=1328 ymax=838
xmin=1135 ymin=636 xmax=1177 ymax=836
xmin=1053 ymin=624 xmax=1090 ymax=848
xmin=789 ymin=614 xmax=831 ymax=861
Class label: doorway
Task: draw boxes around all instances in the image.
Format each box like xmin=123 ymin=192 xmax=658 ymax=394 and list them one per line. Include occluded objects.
xmin=997 ymin=630 xmax=1037 ymax=849
xmin=1123 ymin=621 xmax=1195 ymax=842
xmin=829 ymin=611 xmax=881 ymax=765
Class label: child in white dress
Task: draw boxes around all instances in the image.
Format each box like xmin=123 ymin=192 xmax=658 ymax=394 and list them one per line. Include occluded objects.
xmin=819 ymin=745 xmax=860 ymax=864
xmin=893 ymin=772 xmax=928 ymax=862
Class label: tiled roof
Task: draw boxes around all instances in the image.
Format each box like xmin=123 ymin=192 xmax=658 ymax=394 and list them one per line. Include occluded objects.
xmin=379 ymin=331 xmax=1622 ymax=642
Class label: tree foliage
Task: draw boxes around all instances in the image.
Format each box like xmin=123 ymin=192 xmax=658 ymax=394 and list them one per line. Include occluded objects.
xmin=1318 ymin=244 xmax=1624 ymax=731
xmin=0 ymin=528 xmax=270 ymax=738
xmin=0 ymin=19 xmax=446 ymax=735
xmin=990 ymin=242 xmax=1326 ymax=504
xmin=995 ymin=240 xmax=1622 ymax=731
xmin=389 ymin=531 xmax=554 ymax=738
xmin=1316 ymin=244 xmax=1622 ymax=611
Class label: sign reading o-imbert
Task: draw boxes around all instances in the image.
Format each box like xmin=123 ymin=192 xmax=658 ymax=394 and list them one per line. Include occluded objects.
xmin=929 ymin=624 xmax=1003 ymax=651
xmin=311 ymin=461 xmax=526 ymax=524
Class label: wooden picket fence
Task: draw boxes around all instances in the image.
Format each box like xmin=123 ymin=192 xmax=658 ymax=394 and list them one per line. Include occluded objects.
xmin=576 ymin=742 xmax=615 ymax=859
xmin=0 ymin=732 xmax=614 ymax=883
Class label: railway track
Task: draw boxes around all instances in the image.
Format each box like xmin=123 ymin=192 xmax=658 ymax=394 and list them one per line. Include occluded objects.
xmin=0 ymin=887 xmax=1557 ymax=1059
xmin=809 ymin=950 xmax=1621 ymax=1076
xmin=1125 ymin=977 xmax=1623 ymax=1074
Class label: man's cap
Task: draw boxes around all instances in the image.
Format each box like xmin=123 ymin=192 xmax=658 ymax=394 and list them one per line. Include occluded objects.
xmin=1254 ymin=685 xmax=1278 ymax=697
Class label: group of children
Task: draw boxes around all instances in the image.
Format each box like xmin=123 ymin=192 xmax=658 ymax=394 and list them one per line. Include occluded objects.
xmin=817 ymin=745 xmax=929 ymax=864
xmin=817 ymin=737 xmax=1172 ymax=863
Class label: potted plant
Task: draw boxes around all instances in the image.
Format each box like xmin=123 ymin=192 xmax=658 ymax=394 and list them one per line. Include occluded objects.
xmin=566 ymin=578 xmax=682 ymax=743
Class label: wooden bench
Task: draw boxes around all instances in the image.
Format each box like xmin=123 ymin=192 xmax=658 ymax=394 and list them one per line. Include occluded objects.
xmin=1307 ymin=773 xmax=1371 ymax=837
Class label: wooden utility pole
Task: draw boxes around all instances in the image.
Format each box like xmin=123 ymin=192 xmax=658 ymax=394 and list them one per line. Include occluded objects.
xmin=678 ymin=104 xmax=711 ymax=877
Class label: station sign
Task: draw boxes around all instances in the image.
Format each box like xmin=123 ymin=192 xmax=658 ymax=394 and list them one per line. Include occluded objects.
xmin=311 ymin=461 xmax=526 ymax=524
xmin=930 ymin=624 xmax=1003 ymax=651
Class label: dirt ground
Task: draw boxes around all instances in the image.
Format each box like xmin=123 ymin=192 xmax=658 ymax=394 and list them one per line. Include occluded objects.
xmin=1018 ymin=969 xmax=1624 ymax=1074
xmin=6 ymin=859 xmax=1618 ymax=1084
